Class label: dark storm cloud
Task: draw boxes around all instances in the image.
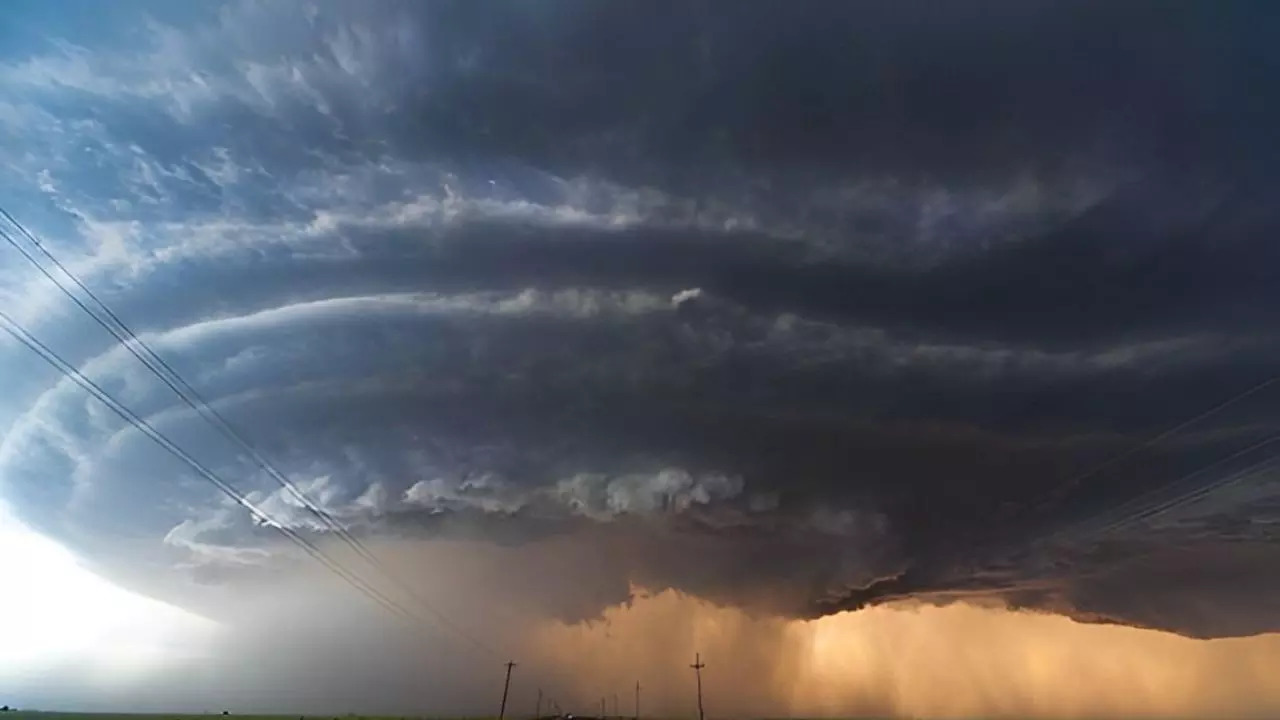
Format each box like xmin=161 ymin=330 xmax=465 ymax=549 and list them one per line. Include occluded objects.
xmin=396 ymin=1 xmax=1278 ymax=182
xmin=2 ymin=0 xmax=1280 ymax=659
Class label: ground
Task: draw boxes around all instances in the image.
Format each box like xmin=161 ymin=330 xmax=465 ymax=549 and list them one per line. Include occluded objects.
xmin=1 ymin=713 xmax=500 ymax=720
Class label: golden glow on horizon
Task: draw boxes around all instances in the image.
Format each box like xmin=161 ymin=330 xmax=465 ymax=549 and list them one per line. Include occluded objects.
xmin=529 ymin=588 xmax=1280 ymax=719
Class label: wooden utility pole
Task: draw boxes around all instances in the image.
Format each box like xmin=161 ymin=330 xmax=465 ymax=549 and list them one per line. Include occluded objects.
xmin=498 ymin=661 xmax=517 ymax=720
xmin=690 ymin=653 xmax=706 ymax=720
xmin=634 ymin=681 xmax=640 ymax=720
xmin=535 ymin=688 xmax=543 ymax=718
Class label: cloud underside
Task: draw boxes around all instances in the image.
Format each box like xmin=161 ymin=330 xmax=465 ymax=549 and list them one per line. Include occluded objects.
xmin=1 ymin=0 xmax=1280 ymax=644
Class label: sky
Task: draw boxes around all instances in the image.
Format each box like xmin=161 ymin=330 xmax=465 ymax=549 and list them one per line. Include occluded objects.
xmin=1 ymin=0 xmax=1280 ymax=717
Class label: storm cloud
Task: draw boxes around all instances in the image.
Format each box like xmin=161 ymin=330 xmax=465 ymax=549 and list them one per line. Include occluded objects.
xmin=2 ymin=0 xmax=1280 ymax=712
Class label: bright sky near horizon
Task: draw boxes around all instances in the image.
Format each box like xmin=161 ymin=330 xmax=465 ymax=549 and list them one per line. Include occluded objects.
xmin=0 ymin=507 xmax=215 ymax=692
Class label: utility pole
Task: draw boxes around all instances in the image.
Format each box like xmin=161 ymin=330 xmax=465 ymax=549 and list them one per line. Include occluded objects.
xmin=690 ymin=653 xmax=706 ymax=720
xmin=600 ymin=698 xmax=606 ymax=718
xmin=634 ymin=681 xmax=640 ymax=720
xmin=498 ymin=661 xmax=517 ymax=720
xmin=535 ymin=688 xmax=543 ymax=719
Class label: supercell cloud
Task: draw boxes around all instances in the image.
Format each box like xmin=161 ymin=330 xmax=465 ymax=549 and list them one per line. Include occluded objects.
xmin=2 ymin=0 xmax=1280 ymax=711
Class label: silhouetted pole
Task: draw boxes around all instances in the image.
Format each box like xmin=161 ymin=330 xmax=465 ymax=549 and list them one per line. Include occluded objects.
xmin=634 ymin=681 xmax=640 ymax=720
xmin=499 ymin=661 xmax=518 ymax=720
xmin=690 ymin=653 xmax=706 ymax=720
xmin=600 ymin=698 xmax=606 ymax=718
xmin=535 ymin=688 xmax=543 ymax=719
xmin=612 ymin=694 xmax=618 ymax=718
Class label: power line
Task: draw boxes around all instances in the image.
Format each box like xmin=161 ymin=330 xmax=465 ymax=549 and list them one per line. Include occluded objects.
xmin=0 ymin=305 xmax=511 ymax=663
xmin=1013 ymin=372 xmax=1280 ymax=557
xmin=1044 ymin=429 xmax=1280 ymax=547
xmin=0 ymin=310 xmax=429 ymax=629
xmin=1089 ymin=436 xmax=1280 ymax=537
xmin=0 ymin=208 xmax=503 ymax=660
xmin=0 ymin=211 xmax=382 ymax=558
xmin=1032 ymin=374 xmax=1279 ymax=514
xmin=0 ymin=216 xmax=380 ymax=559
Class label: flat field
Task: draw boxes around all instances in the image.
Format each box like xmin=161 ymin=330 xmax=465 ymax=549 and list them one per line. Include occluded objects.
xmin=1 ymin=713 xmax=497 ymax=720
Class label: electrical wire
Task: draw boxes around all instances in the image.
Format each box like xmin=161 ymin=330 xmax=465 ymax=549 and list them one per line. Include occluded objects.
xmin=1089 ymin=435 xmax=1280 ymax=537
xmin=0 ymin=309 xmax=428 ymax=629
xmin=0 ymin=209 xmax=498 ymax=658
xmin=1030 ymin=375 xmax=1279 ymax=515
